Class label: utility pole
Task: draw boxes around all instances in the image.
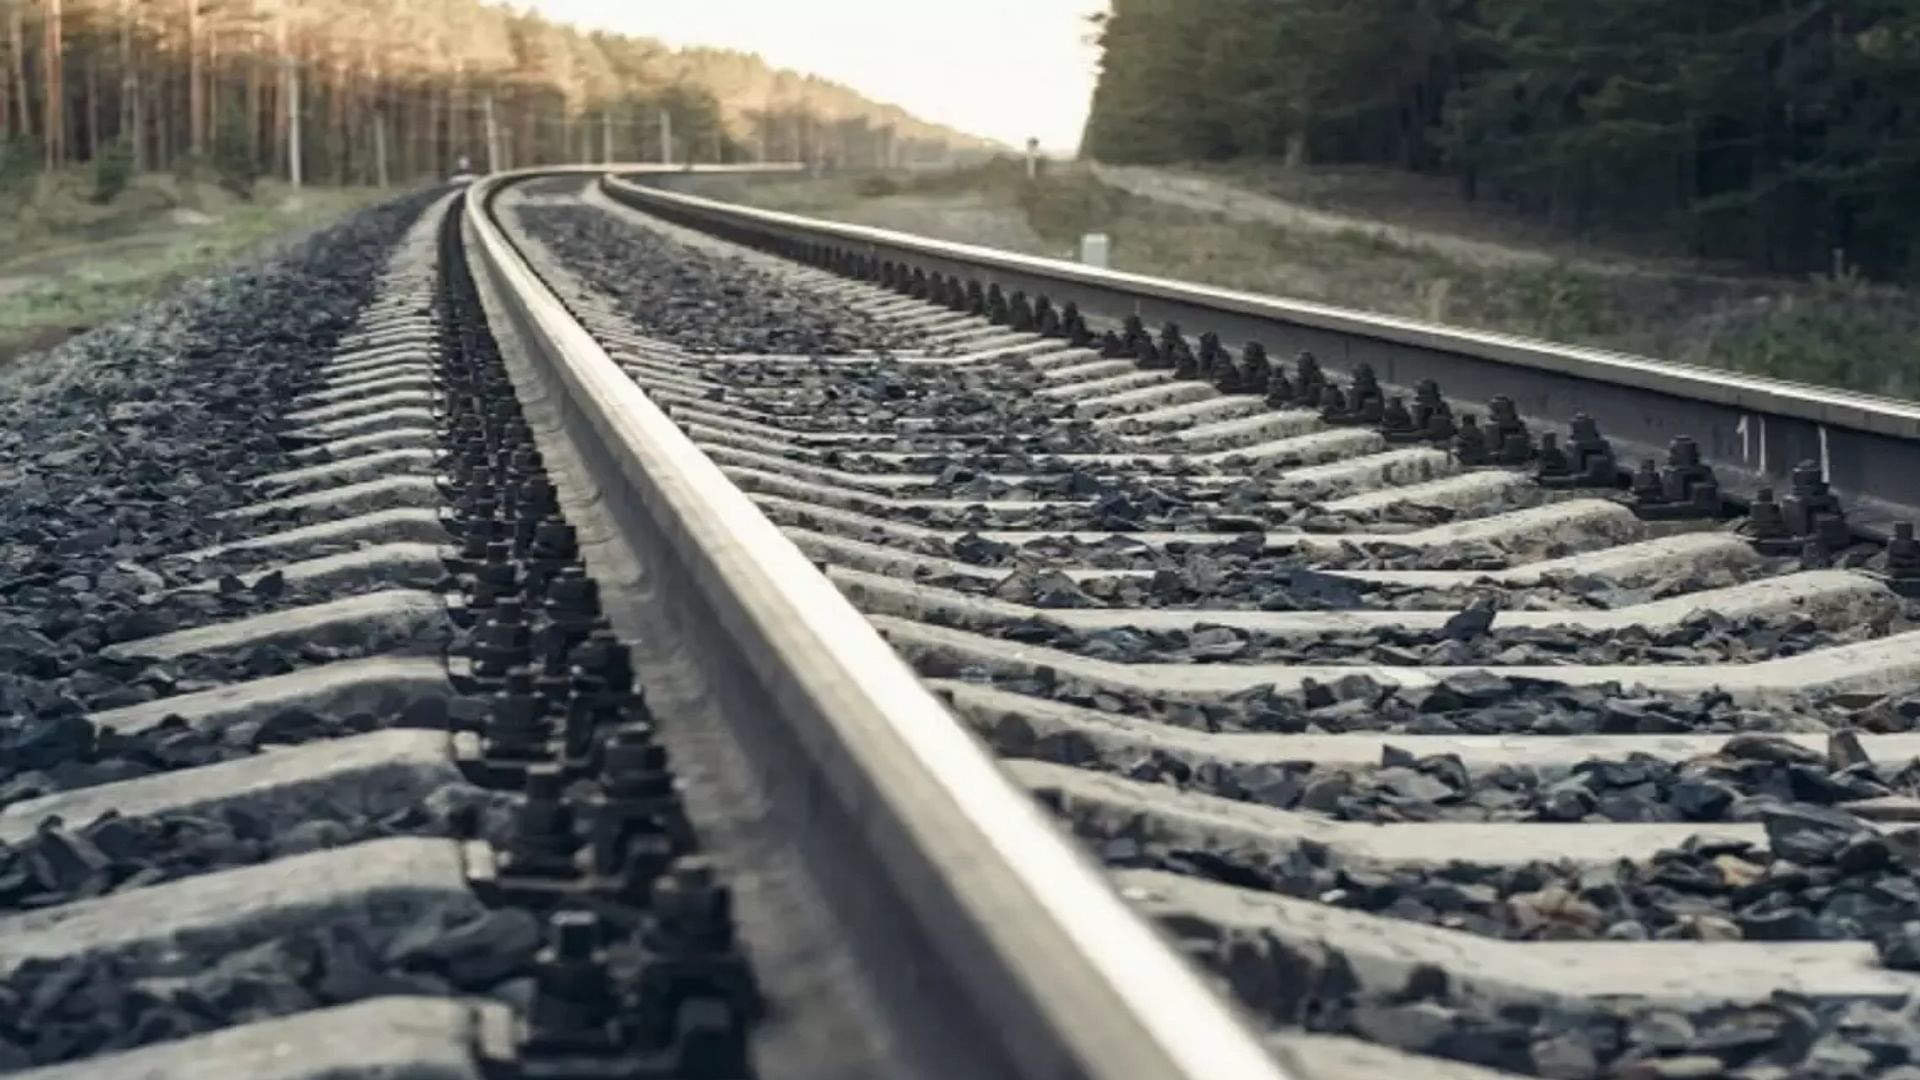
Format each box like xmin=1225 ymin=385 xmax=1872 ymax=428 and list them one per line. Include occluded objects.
xmin=601 ymin=109 xmax=612 ymax=165
xmin=658 ymin=107 xmax=671 ymax=165
xmin=482 ymin=92 xmax=500 ymax=172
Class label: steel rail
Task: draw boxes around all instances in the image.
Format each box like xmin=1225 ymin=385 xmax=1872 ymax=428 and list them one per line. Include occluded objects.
xmin=601 ymin=170 xmax=1920 ymax=532
xmin=463 ymin=166 xmax=1290 ymax=1080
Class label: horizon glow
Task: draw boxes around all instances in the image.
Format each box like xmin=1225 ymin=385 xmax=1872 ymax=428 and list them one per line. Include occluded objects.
xmin=523 ymin=0 xmax=1109 ymax=153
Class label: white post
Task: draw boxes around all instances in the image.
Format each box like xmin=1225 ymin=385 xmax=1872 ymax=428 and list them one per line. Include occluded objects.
xmin=659 ymin=108 xmax=672 ymax=165
xmin=1080 ymin=233 xmax=1110 ymax=268
xmin=1026 ymin=137 xmax=1040 ymax=180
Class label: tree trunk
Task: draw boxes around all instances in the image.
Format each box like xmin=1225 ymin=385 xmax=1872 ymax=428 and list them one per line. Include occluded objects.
xmin=247 ymin=40 xmax=263 ymax=166
xmin=43 ymin=0 xmax=63 ymax=169
xmin=205 ymin=9 xmax=219 ymax=158
xmin=515 ymin=94 xmax=530 ymax=166
xmin=392 ymin=81 xmax=407 ymax=180
xmin=330 ymin=56 xmax=346 ymax=184
xmin=0 ymin=1 xmax=11 ymax=139
xmin=130 ymin=65 xmax=143 ymax=166
xmin=482 ymin=90 xmax=498 ymax=171
xmin=157 ymin=69 xmax=170 ymax=170
xmin=7 ymin=0 xmax=29 ymax=140
xmin=185 ymin=0 xmax=201 ymax=156
xmin=426 ymin=82 xmax=440 ymax=176
xmin=120 ymin=0 xmax=140 ymax=166
xmin=372 ymin=106 xmax=386 ymax=186
xmin=411 ymin=82 xmax=428 ymax=179
xmin=284 ymin=32 xmax=301 ymax=186
xmin=355 ymin=42 xmax=372 ymax=184
xmin=441 ymin=67 xmax=457 ymax=176
xmin=84 ymin=50 xmax=97 ymax=159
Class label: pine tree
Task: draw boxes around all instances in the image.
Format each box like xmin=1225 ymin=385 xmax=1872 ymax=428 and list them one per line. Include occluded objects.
xmin=1083 ymin=0 xmax=1920 ymax=278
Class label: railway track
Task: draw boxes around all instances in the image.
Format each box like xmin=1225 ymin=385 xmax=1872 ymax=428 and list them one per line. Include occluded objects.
xmin=8 ymin=165 xmax=1920 ymax=1080
xmin=519 ymin=172 xmax=1920 ymax=1079
xmin=0 ymin=190 xmax=764 ymax=1080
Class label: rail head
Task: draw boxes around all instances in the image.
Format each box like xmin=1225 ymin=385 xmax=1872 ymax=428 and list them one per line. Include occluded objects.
xmin=462 ymin=167 xmax=1292 ymax=1080
xmin=602 ymin=170 xmax=1920 ymax=530
xmin=602 ymin=171 xmax=1920 ymax=436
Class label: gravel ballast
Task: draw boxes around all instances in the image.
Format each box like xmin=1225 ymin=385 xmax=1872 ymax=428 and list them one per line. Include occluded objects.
xmin=1 ymin=190 xmax=445 ymax=762
xmin=516 ymin=186 xmax=1920 ymax=1080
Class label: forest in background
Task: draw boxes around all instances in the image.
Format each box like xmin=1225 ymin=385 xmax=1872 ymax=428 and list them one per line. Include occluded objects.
xmin=0 ymin=0 xmax=993 ymax=200
xmin=1082 ymin=0 xmax=1920 ymax=281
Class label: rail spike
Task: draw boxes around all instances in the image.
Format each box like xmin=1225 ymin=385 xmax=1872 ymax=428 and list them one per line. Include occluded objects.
xmin=1293 ymin=352 xmax=1328 ymax=409
xmin=1379 ymin=395 xmax=1416 ymax=439
xmin=1452 ymin=413 xmax=1491 ymax=467
xmin=1034 ymin=296 xmax=1062 ymax=338
xmin=1162 ymin=323 xmax=1198 ymax=380
xmin=1240 ymin=341 xmax=1273 ymax=397
xmin=1632 ymin=435 xmax=1723 ymax=520
xmin=1323 ymin=363 xmax=1384 ymax=426
xmin=1008 ymin=291 xmax=1037 ymax=332
xmin=1061 ymin=301 xmax=1093 ymax=347
xmin=1486 ymin=395 xmax=1534 ymax=464
xmin=1884 ymin=522 xmax=1920 ymax=596
xmin=985 ymin=284 xmax=1010 ymax=325
xmin=1732 ymin=458 xmax=1855 ymax=565
xmin=1536 ymin=413 xmax=1619 ymax=488
xmin=1196 ymin=332 xmax=1227 ymax=384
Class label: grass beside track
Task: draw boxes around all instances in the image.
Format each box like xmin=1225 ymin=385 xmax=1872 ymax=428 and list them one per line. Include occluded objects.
xmin=0 ymin=171 xmax=397 ymax=365
xmin=704 ymin=161 xmax=1920 ymax=401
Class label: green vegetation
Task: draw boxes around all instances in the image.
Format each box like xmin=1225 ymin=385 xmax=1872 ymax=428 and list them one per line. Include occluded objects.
xmin=0 ymin=136 xmax=37 ymax=201
xmin=1083 ymin=0 xmax=1920 ymax=281
xmin=1015 ymin=165 xmax=1129 ymax=247
xmin=0 ymin=171 xmax=391 ymax=364
xmin=1708 ymin=276 xmax=1920 ymax=399
xmin=212 ymin=110 xmax=258 ymax=200
xmin=724 ymin=162 xmax=1920 ymax=398
xmin=90 ymin=141 xmax=134 ymax=206
xmin=1 ymin=0 xmax=985 ymax=199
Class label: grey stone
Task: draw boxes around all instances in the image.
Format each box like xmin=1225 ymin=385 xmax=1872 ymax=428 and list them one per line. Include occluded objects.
xmin=1347 ymin=1000 xmax=1457 ymax=1053
xmin=1762 ymin=803 xmax=1869 ymax=866
xmin=1530 ymin=1032 xmax=1600 ymax=1078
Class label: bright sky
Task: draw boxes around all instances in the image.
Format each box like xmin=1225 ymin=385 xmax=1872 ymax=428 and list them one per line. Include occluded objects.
xmin=525 ymin=0 xmax=1110 ymax=152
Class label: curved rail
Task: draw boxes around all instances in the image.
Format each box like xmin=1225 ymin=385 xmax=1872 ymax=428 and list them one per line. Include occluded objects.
xmin=602 ymin=171 xmax=1920 ymax=532
xmin=502 ymin=170 xmax=1920 ymax=1080
xmin=462 ymin=167 xmax=1290 ymax=1080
